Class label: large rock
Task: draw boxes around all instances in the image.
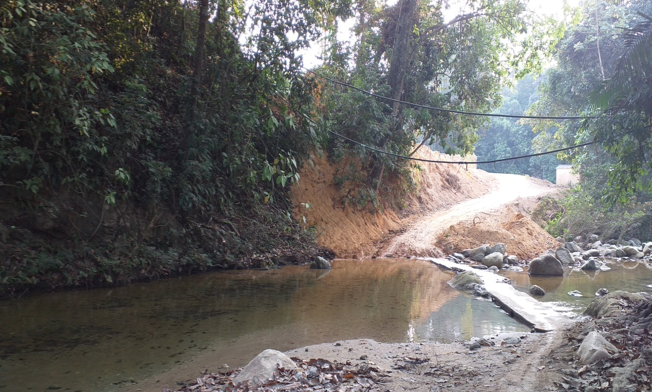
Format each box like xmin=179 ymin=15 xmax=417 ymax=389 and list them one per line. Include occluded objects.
xmin=643 ymin=242 xmax=652 ymax=255
xmin=589 ymin=234 xmax=600 ymax=242
xmin=581 ymin=259 xmax=600 ymax=271
xmin=482 ymin=252 xmax=504 ymax=268
xmin=565 ymin=241 xmax=582 ymax=253
xmin=529 ymin=285 xmax=545 ymax=296
xmin=629 ymin=238 xmax=642 ymax=247
xmin=528 ymin=254 xmax=564 ymax=276
xmin=577 ymin=331 xmax=618 ymax=365
xmin=622 ymin=246 xmax=639 ymax=256
xmin=615 ymin=248 xmax=627 ymax=258
xmin=555 ymin=247 xmax=574 ymax=265
xmin=310 ymin=256 xmax=331 ymax=270
xmin=490 ymin=243 xmax=506 ymax=255
xmin=234 ymin=349 xmax=297 ymax=385
xmin=463 ymin=245 xmax=490 ymax=262
xmin=505 ymin=255 xmax=519 ymax=265
xmin=449 ymin=271 xmax=483 ymax=291
xmin=584 ymin=291 xmax=645 ymax=318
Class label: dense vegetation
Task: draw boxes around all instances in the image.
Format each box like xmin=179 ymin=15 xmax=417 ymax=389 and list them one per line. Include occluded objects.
xmin=1 ymin=0 xmax=651 ymax=296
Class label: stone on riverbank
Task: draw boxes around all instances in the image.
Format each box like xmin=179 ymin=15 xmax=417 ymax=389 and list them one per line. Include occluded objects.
xmin=482 ymin=252 xmax=504 ymax=268
xmin=555 ymin=247 xmax=574 ymax=265
xmin=490 ymin=243 xmax=506 ymax=255
xmin=528 ymin=254 xmax=563 ymax=276
xmin=310 ymin=256 xmax=331 ymax=270
xmin=622 ymin=246 xmax=639 ymax=257
xmin=584 ymin=291 xmax=645 ymax=318
xmin=581 ymin=259 xmax=599 ymax=271
xmin=577 ymin=331 xmax=618 ymax=365
xmin=565 ymin=241 xmax=582 ymax=253
xmin=233 ymin=349 xmax=297 ymax=386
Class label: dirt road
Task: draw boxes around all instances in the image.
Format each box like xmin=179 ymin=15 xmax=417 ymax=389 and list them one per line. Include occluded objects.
xmin=379 ymin=172 xmax=560 ymax=257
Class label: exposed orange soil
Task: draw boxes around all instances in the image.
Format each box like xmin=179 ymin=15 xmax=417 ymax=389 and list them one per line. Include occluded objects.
xmin=290 ymin=148 xmax=495 ymax=258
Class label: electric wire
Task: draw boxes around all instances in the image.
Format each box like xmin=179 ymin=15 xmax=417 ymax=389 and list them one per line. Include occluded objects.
xmin=305 ymin=70 xmax=598 ymax=121
xmin=328 ymin=129 xmax=596 ymax=165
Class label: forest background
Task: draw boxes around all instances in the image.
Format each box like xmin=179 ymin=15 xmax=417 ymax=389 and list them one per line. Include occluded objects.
xmin=1 ymin=0 xmax=651 ymax=297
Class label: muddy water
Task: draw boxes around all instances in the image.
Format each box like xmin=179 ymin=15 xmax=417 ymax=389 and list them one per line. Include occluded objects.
xmin=0 ymin=259 xmax=526 ymax=392
xmin=502 ymin=261 xmax=652 ymax=315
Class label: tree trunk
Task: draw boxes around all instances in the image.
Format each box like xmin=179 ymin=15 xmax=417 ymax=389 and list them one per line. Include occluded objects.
xmin=191 ymin=0 xmax=210 ymax=103
xmin=387 ymin=0 xmax=418 ymax=116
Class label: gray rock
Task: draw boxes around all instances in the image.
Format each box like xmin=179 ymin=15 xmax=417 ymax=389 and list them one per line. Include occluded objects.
xmin=482 ymin=252 xmax=504 ymax=268
xmin=471 ymin=264 xmax=488 ymax=270
xmin=577 ymin=331 xmax=618 ymax=365
xmin=529 ymin=285 xmax=546 ymax=296
xmin=622 ymin=246 xmax=639 ymax=256
xmin=595 ymin=288 xmax=609 ymax=297
xmin=634 ymin=252 xmax=645 ymax=259
xmin=629 ymin=238 xmax=642 ymax=247
xmin=449 ymin=271 xmax=483 ymax=291
xmin=310 ymin=256 xmax=332 ymax=270
xmin=643 ymin=243 xmax=652 ymax=255
xmin=568 ymin=290 xmax=583 ymax=297
xmin=490 ymin=243 xmax=507 ymax=255
xmin=464 ymin=244 xmax=490 ymax=260
xmin=589 ymin=234 xmax=600 ymax=242
xmin=505 ymin=255 xmax=519 ymax=265
xmin=585 ymin=249 xmax=601 ymax=258
xmin=615 ymin=248 xmax=627 ymax=258
xmin=234 ymin=349 xmax=297 ymax=385
xmin=565 ymin=241 xmax=582 ymax=253
xmin=469 ymin=341 xmax=481 ymax=351
xmin=574 ymin=235 xmax=583 ymax=243
xmin=504 ymin=337 xmax=521 ymax=345
xmin=591 ymin=241 xmax=602 ymax=249
xmin=528 ymin=254 xmax=564 ymax=276
xmin=555 ymin=247 xmax=574 ymax=265
xmin=453 ymin=253 xmax=466 ymax=260
xmin=581 ymin=259 xmax=600 ymax=271
xmin=584 ymin=291 xmax=645 ymax=318
xmin=472 ymin=284 xmax=489 ymax=298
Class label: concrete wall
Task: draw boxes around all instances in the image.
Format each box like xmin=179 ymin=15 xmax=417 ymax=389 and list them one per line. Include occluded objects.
xmin=556 ymin=166 xmax=579 ymax=186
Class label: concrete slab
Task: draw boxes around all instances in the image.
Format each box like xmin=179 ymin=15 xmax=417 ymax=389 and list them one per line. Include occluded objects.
xmin=423 ymin=258 xmax=569 ymax=332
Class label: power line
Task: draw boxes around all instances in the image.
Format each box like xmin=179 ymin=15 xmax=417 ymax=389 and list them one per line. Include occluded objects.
xmin=306 ymin=70 xmax=597 ymax=121
xmin=328 ymin=129 xmax=596 ymax=165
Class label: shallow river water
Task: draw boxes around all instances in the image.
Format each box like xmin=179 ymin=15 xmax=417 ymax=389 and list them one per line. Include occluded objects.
xmin=2 ymin=258 xmax=652 ymax=392
xmin=0 ymin=259 xmax=525 ymax=392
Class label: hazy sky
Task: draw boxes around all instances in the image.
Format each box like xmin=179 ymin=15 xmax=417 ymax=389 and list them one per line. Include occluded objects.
xmin=301 ymin=0 xmax=581 ymax=68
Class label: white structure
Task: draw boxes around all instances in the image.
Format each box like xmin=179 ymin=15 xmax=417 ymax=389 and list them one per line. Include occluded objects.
xmin=556 ymin=164 xmax=580 ymax=186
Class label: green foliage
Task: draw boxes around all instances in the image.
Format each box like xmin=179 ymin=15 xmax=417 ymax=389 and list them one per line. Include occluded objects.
xmin=541 ymin=186 xmax=649 ymax=241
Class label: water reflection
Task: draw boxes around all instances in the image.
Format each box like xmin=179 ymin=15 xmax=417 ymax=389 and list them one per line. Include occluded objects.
xmin=502 ymin=261 xmax=652 ymax=313
xmin=0 ymin=259 xmax=527 ymax=392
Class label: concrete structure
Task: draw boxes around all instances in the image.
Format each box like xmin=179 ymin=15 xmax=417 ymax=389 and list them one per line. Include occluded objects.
xmin=556 ymin=164 xmax=579 ymax=186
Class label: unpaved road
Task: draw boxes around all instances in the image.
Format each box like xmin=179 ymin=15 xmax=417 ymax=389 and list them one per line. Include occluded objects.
xmin=380 ymin=172 xmax=559 ymax=257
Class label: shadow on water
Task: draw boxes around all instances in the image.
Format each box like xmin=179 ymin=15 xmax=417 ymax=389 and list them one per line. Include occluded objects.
xmin=0 ymin=259 xmax=527 ymax=392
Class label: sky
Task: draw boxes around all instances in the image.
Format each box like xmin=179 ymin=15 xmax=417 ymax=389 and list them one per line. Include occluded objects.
xmin=300 ymin=0 xmax=581 ymax=68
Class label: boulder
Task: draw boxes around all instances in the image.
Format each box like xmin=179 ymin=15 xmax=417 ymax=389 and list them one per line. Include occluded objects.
xmin=555 ymin=247 xmax=574 ymax=265
xmin=463 ymin=244 xmax=489 ymax=259
xmin=577 ymin=331 xmax=618 ymax=365
xmin=490 ymin=243 xmax=507 ymax=255
xmin=528 ymin=254 xmax=564 ymax=276
xmin=584 ymin=291 xmax=645 ymax=318
xmin=529 ymin=285 xmax=545 ymax=296
xmin=615 ymin=248 xmax=627 ymax=258
xmin=234 ymin=349 xmax=297 ymax=386
xmin=595 ymin=288 xmax=609 ymax=297
xmin=643 ymin=242 xmax=652 ymax=255
xmin=482 ymin=252 xmax=504 ymax=268
xmin=585 ymin=249 xmax=601 ymax=258
xmin=629 ymin=238 xmax=642 ymax=247
xmin=473 ymin=284 xmax=489 ymax=298
xmin=589 ymin=234 xmax=600 ymax=242
xmin=310 ymin=256 xmax=331 ymax=270
xmin=565 ymin=241 xmax=582 ymax=253
xmin=622 ymin=246 xmax=639 ymax=256
xmin=449 ymin=271 xmax=483 ymax=291
xmin=505 ymin=255 xmax=519 ymax=265
xmin=581 ymin=259 xmax=600 ymax=271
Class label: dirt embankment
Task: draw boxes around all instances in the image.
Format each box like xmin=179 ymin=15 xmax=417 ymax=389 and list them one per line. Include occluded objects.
xmin=291 ymin=149 xmax=559 ymax=259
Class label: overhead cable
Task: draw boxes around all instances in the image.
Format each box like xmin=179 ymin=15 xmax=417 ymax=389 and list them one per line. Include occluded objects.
xmin=306 ymin=70 xmax=597 ymax=121
xmin=328 ymin=130 xmax=596 ymax=165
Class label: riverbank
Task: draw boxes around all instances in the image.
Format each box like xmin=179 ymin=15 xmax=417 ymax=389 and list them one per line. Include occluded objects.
xmin=169 ymin=289 xmax=652 ymax=392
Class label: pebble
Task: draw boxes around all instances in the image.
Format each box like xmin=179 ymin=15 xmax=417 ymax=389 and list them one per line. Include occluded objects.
xmin=568 ymin=290 xmax=583 ymax=297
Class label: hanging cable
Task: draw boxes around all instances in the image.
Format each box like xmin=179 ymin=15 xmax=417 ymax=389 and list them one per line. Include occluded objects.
xmin=328 ymin=129 xmax=596 ymax=165
xmin=305 ymin=70 xmax=598 ymax=121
